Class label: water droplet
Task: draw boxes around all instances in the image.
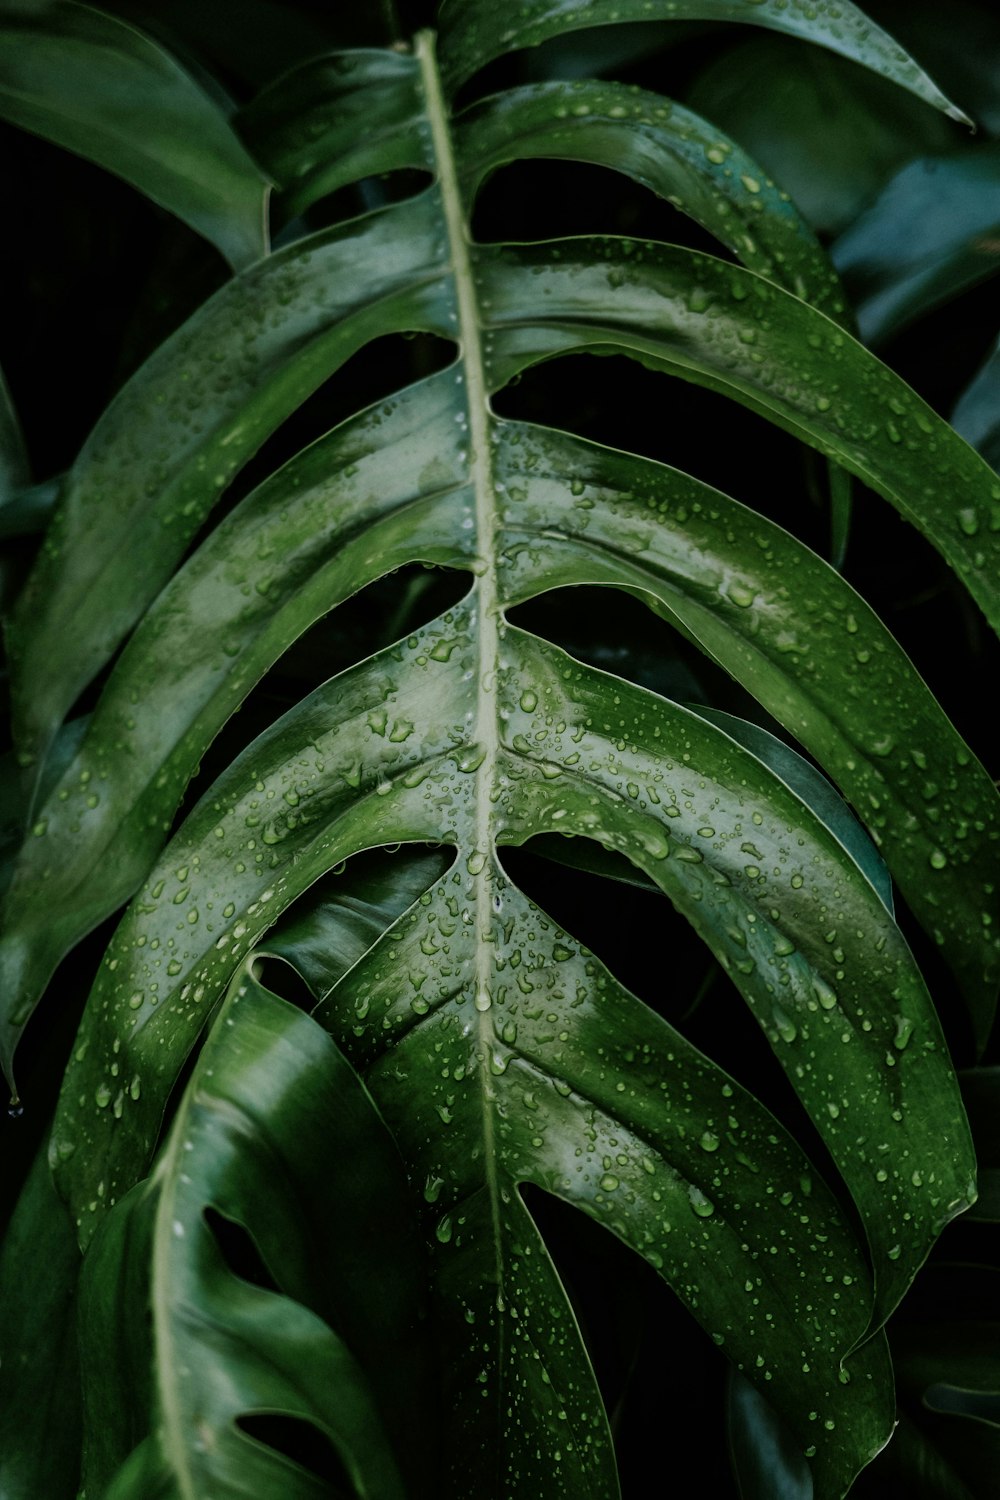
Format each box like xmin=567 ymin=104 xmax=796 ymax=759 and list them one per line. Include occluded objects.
xmin=772 ymin=1005 xmax=797 ymax=1044
xmin=813 ymin=976 xmax=837 ymax=1011
xmin=457 ymin=744 xmax=486 ymax=773
xmin=726 ymin=582 xmax=756 ymax=608
xmin=435 ymin=1213 xmax=453 ymax=1244
xmin=688 ymin=1185 xmax=715 ymax=1218
xmin=893 ymin=1015 xmax=915 ymax=1051
xmin=599 ymin=1173 xmax=620 ymax=1192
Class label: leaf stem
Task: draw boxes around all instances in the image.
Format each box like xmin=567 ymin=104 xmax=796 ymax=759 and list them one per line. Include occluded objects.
xmin=417 ymin=19 xmax=508 ymax=1417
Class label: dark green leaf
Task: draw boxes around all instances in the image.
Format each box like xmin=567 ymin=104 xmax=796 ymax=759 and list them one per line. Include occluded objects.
xmin=685 ymin=704 xmax=893 ymax=913
xmin=832 ymin=146 xmax=1000 ymax=345
xmin=79 ymin=967 xmax=434 ymax=1498
xmin=2 ymin=17 xmax=992 ymax=1497
xmin=481 ymin=238 xmax=1000 ymax=640
xmin=457 ymin=79 xmax=846 ymax=317
xmin=0 ymin=1142 xmax=81 ymax=1500
xmin=687 ymin=34 xmax=957 ymax=236
xmin=240 ymin=50 xmax=429 ymax=220
xmin=438 ymin=0 xmax=972 ymax=124
xmin=0 ymin=0 xmax=271 ymax=270
xmin=952 ymin=339 xmax=1000 ymax=475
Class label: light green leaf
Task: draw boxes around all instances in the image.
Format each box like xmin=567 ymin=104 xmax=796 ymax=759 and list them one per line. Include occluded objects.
xmin=437 ymin=0 xmax=972 ymax=124
xmin=0 ymin=0 xmax=271 ymax=269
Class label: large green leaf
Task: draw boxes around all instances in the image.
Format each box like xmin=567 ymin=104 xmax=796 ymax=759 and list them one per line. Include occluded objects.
xmin=1 ymin=10 xmax=990 ymax=1496
xmin=5 ymin=205 xmax=999 ymax=1075
xmin=0 ymin=0 xmax=271 ymax=269
xmin=5 ymin=372 xmax=996 ymax=1079
xmin=50 ymin=596 xmax=969 ymax=1490
xmin=77 ymin=965 xmax=434 ymax=1498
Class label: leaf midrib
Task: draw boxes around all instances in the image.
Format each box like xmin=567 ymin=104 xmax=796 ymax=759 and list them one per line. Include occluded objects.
xmin=418 ymin=29 xmax=509 ymax=1466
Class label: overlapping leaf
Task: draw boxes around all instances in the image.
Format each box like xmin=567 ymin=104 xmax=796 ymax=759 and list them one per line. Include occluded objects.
xmin=833 ymin=145 xmax=1000 ymax=344
xmin=77 ymin=966 xmax=434 ymax=1499
xmin=0 ymin=0 xmax=271 ymax=268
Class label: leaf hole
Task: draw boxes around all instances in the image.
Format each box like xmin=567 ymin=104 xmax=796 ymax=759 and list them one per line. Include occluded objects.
xmin=236 ymin=1413 xmax=353 ymax=1493
xmin=492 ymin=355 xmax=822 ymax=540
xmin=190 ymin=332 xmax=459 ymax=538
xmin=167 ymin=561 xmax=469 ymax=836
xmin=292 ymin=167 xmax=435 ymax=235
xmin=204 ymin=1206 xmax=280 ymax=1294
xmin=519 ymin=1182 xmax=734 ymax=1491
xmin=471 ymin=157 xmax=734 ymax=251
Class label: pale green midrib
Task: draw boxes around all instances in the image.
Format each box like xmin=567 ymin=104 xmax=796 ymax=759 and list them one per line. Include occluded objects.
xmin=151 ymin=1111 xmax=196 ymax=1498
xmin=417 ymin=28 xmax=508 ymax=1448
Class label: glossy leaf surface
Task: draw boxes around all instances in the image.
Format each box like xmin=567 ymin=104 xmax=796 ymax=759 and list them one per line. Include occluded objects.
xmin=78 ymin=966 xmax=431 ymax=1498
xmin=0 ymin=7 xmax=992 ymax=1498
xmin=457 ymin=79 xmax=846 ymax=317
xmin=437 ymin=0 xmax=972 ymax=123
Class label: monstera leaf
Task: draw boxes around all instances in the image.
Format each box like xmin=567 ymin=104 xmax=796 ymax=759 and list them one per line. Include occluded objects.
xmin=1 ymin=3 xmax=998 ymax=1498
